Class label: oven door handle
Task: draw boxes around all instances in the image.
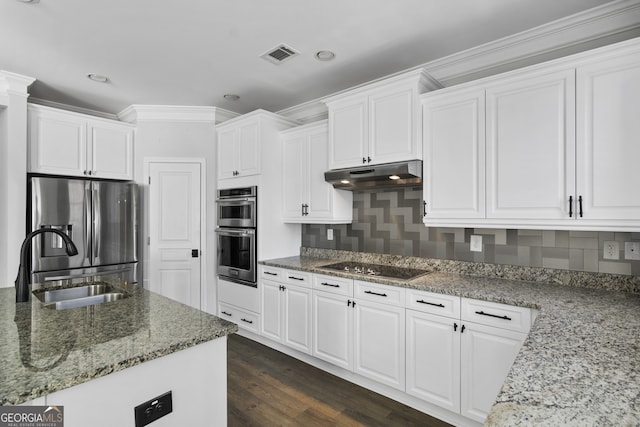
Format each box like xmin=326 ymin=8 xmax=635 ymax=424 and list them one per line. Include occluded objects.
xmin=216 ymin=198 xmax=255 ymax=205
xmin=215 ymin=228 xmax=255 ymax=236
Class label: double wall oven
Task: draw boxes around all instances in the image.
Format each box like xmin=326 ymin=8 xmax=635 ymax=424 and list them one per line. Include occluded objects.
xmin=215 ymin=186 xmax=257 ymax=287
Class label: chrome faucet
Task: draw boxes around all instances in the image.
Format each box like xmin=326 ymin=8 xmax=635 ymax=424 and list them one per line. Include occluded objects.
xmin=15 ymin=227 xmax=78 ymax=303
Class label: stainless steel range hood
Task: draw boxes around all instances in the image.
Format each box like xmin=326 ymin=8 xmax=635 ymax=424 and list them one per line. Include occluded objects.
xmin=324 ymin=160 xmax=422 ymax=190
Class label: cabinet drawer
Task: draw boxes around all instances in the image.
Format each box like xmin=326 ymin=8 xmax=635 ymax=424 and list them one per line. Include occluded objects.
xmin=313 ymin=274 xmax=353 ymax=296
xmin=354 ymin=280 xmax=405 ymax=307
xmin=406 ymin=289 xmax=460 ymax=318
xmin=285 ymin=270 xmax=312 ymax=287
xmin=260 ymin=265 xmax=284 ymax=280
xmin=461 ymin=298 xmax=532 ymax=333
xmin=218 ymin=302 xmax=260 ymax=334
xmin=218 ymin=278 xmax=260 ymax=313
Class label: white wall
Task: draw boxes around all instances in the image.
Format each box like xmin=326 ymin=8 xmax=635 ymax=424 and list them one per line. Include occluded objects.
xmin=0 ymin=105 xmax=9 ymax=286
xmin=0 ymin=72 xmax=33 ymax=287
xmin=133 ymin=118 xmax=218 ymax=312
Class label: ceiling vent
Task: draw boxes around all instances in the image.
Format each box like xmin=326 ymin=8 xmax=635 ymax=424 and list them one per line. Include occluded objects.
xmin=260 ymin=44 xmax=300 ymax=64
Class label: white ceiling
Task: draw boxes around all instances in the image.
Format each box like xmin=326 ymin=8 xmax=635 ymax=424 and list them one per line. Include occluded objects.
xmin=0 ymin=0 xmax=630 ymax=116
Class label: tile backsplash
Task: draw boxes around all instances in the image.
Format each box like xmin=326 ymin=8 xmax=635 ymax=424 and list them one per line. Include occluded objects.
xmin=301 ymin=187 xmax=640 ymax=277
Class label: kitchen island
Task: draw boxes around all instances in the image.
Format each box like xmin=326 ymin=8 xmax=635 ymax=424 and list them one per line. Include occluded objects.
xmin=260 ymin=253 xmax=640 ymax=426
xmin=0 ymin=277 xmax=237 ymax=426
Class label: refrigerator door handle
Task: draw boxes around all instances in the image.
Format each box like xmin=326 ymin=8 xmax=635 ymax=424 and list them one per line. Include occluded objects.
xmin=85 ymin=185 xmax=92 ymax=263
xmin=93 ymin=184 xmax=101 ymax=264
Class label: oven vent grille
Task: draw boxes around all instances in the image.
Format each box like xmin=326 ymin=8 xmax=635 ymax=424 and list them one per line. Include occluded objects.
xmin=260 ymin=44 xmax=300 ymax=64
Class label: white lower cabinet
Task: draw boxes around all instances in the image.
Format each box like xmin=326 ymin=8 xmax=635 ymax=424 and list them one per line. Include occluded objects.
xmin=312 ymin=279 xmax=406 ymax=391
xmin=354 ymin=298 xmax=405 ymax=390
xmin=459 ymin=298 xmax=532 ymax=423
xmin=217 ymin=278 xmax=260 ymax=334
xmin=406 ymin=309 xmax=461 ymax=413
xmin=218 ymin=302 xmax=260 ymax=334
xmin=460 ymin=321 xmax=526 ymax=423
xmin=261 ymin=278 xmax=313 ymax=354
xmin=257 ymin=268 xmax=534 ymax=425
xmin=312 ymin=289 xmax=353 ymax=370
xmin=353 ymin=281 xmax=406 ymax=391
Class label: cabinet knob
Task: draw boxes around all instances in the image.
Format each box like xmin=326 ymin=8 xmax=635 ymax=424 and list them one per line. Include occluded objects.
xmin=362 ymin=157 xmax=367 ymax=164
xmin=367 ymin=156 xmax=372 ymax=163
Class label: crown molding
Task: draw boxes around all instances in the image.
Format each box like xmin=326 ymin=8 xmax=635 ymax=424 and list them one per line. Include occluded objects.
xmin=118 ymin=104 xmax=240 ymax=124
xmin=276 ymin=0 xmax=640 ymax=122
xmin=0 ymin=70 xmax=36 ymax=97
xmin=276 ymin=98 xmax=328 ymax=124
xmin=28 ymin=97 xmax=119 ymax=120
xmin=215 ymin=108 xmax=300 ymax=129
xmin=422 ymin=0 xmax=640 ymax=86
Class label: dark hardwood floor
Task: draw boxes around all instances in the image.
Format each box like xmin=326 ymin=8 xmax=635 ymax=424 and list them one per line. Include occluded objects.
xmin=227 ymin=334 xmax=452 ymax=427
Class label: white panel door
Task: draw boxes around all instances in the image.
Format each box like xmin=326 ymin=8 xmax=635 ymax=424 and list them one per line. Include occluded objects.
xmin=260 ymin=280 xmax=284 ymax=342
xmin=29 ymin=109 xmax=87 ymax=176
xmin=576 ymin=52 xmax=640 ymax=220
xmin=328 ymin=99 xmax=367 ymax=169
xmin=149 ymin=162 xmax=202 ymax=309
xmin=238 ymin=122 xmax=260 ymax=176
xmin=369 ymin=86 xmax=417 ymax=164
xmin=353 ymin=299 xmax=405 ymax=390
xmin=217 ymin=128 xmax=238 ymax=180
xmin=423 ymin=88 xmax=485 ymax=219
xmin=406 ymin=310 xmax=460 ymax=413
xmin=486 ymin=68 xmax=575 ymax=219
xmin=88 ymin=121 xmax=133 ymax=180
xmin=306 ymin=128 xmax=333 ymax=220
xmin=283 ymin=284 xmax=313 ymax=354
xmin=460 ymin=322 xmax=526 ymax=423
xmin=281 ymin=134 xmax=306 ymax=220
xmin=312 ymin=290 xmax=353 ymax=370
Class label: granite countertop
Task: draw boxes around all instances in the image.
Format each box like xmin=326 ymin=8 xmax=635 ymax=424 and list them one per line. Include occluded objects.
xmin=0 ymin=277 xmax=237 ymax=406
xmin=261 ymin=255 xmax=640 ymax=426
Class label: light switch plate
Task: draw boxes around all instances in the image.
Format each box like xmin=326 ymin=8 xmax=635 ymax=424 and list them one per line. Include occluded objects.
xmin=470 ymin=235 xmax=482 ymax=252
xmin=625 ymin=242 xmax=640 ymax=260
xmin=603 ymin=241 xmax=619 ymax=260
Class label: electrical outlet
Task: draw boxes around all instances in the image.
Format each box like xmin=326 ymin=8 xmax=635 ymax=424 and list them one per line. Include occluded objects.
xmin=327 ymin=229 xmax=334 ymax=241
xmin=625 ymin=242 xmax=640 ymax=260
xmin=470 ymin=235 xmax=482 ymax=252
xmin=603 ymin=241 xmax=619 ymax=260
xmin=135 ymin=391 xmax=172 ymax=427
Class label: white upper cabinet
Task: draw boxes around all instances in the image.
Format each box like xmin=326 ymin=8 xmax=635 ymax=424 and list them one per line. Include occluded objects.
xmin=325 ymin=69 xmax=440 ymax=169
xmin=485 ymin=68 xmax=575 ymax=220
xmin=28 ymin=104 xmax=134 ymax=180
xmin=216 ymin=120 xmax=260 ymax=180
xmin=88 ymin=121 xmax=135 ymax=180
xmin=281 ymin=121 xmax=352 ymax=223
xmin=422 ymin=38 xmax=640 ymax=231
xmin=576 ymin=49 xmax=640 ymax=223
xmin=422 ymin=87 xmax=485 ymax=220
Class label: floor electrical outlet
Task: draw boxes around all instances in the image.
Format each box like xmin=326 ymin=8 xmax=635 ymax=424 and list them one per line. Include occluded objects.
xmin=603 ymin=241 xmax=619 ymax=260
xmin=134 ymin=391 xmax=173 ymax=427
xmin=470 ymin=235 xmax=482 ymax=252
xmin=625 ymin=242 xmax=640 ymax=260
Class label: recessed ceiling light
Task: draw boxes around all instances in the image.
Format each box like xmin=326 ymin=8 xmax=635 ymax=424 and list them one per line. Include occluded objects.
xmin=389 ymin=175 xmax=401 ymax=180
xmin=223 ymin=94 xmax=240 ymax=101
xmin=340 ymin=179 xmax=350 ymax=184
xmin=315 ymin=50 xmax=336 ymax=61
xmin=87 ymin=73 xmax=109 ymax=83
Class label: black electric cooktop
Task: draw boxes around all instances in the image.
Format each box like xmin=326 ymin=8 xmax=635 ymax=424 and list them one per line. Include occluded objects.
xmin=318 ymin=261 xmax=430 ymax=281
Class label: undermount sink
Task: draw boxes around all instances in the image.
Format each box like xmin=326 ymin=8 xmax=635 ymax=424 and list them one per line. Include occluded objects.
xmin=33 ymin=283 xmax=129 ymax=310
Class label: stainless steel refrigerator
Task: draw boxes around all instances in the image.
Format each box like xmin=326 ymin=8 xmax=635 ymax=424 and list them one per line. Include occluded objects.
xmin=28 ymin=176 xmax=138 ymax=284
